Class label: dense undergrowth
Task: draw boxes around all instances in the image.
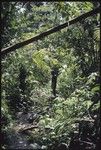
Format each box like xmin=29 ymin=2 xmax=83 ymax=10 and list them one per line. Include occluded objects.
xmin=1 ymin=2 xmax=100 ymax=150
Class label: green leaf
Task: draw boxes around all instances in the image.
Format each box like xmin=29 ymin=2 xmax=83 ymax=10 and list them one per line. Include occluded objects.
xmin=91 ymin=86 xmax=99 ymax=93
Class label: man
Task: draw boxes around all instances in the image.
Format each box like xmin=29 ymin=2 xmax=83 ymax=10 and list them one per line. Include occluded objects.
xmin=51 ymin=67 xmax=59 ymax=97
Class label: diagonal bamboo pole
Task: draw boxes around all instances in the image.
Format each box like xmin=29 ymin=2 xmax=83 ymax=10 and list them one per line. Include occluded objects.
xmin=1 ymin=7 xmax=100 ymax=57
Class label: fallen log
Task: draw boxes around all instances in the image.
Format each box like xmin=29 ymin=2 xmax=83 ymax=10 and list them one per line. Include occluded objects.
xmin=19 ymin=125 xmax=39 ymax=133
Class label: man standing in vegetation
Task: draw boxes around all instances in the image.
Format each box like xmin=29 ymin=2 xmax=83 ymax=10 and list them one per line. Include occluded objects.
xmin=51 ymin=67 xmax=59 ymax=97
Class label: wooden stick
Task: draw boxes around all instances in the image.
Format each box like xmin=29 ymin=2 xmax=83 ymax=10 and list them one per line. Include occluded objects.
xmin=19 ymin=125 xmax=39 ymax=133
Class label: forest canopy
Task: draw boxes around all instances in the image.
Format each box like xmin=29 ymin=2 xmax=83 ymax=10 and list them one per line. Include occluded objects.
xmin=1 ymin=2 xmax=100 ymax=150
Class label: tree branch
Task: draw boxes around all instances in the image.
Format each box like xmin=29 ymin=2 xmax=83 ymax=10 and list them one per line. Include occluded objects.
xmin=79 ymin=140 xmax=95 ymax=146
xmin=1 ymin=6 xmax=100 ymax=57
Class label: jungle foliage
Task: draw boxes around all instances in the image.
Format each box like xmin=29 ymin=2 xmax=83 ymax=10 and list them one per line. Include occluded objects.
xmin=1 ymin=2 xmax=100 ymax=150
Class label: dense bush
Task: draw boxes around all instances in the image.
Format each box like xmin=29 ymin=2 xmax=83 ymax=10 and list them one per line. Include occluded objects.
xmin=1 ymin=2 xmax=100 ymax=150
